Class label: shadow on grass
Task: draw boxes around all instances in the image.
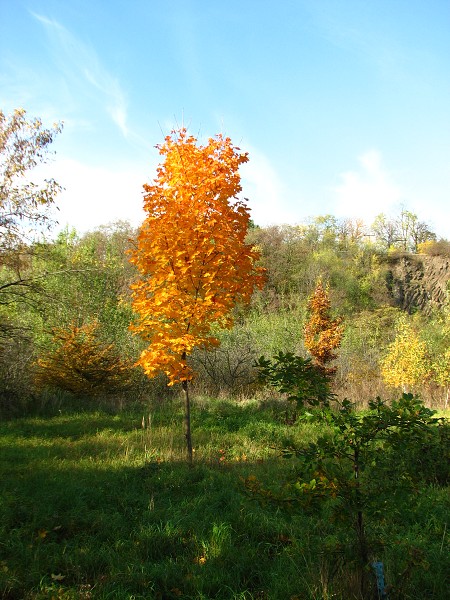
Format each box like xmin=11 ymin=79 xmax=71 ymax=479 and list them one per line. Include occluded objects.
xmin=1 ymin=445 xmax=297 ymax=599
xmin=193 ymin=398 xmax=288 ymax=432
xmin=0 ymin=412 xmax=137 ymax=440
xmin=1 ymin=410 xmax=449 ymax=600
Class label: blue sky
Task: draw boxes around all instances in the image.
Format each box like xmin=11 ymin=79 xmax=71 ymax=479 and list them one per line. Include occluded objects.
xmin=1 ymin=0 xmax=449 ymax=237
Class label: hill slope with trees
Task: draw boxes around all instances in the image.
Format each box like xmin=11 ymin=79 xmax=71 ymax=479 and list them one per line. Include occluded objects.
xmin=1 ymin=108 xmax=449 ymax=416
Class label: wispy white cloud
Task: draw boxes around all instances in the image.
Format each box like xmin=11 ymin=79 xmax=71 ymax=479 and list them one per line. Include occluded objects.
xmin=332 ymin=150 xmax=403 ymax=224
xmin=31 ymin=12 xmax=129 ymax=137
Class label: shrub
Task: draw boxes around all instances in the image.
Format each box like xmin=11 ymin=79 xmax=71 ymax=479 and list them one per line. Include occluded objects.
xmin=34 ymin=321 xmax=134 ymax=398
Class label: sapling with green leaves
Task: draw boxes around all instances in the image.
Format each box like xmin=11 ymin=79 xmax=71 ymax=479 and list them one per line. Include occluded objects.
xmin=255 ymin=351 xmax=334 ymax=413
xmin=245 ymin=393 xmax=448 ymax=597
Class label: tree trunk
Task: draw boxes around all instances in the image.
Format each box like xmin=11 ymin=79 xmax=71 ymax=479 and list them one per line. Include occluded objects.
xmin=182 ymin=379 xmax=193 ymax=464
xmin=354 ymin=447 xmax=370 ymax=597
xmin=356 ymin=508 xmax=369 ymax=589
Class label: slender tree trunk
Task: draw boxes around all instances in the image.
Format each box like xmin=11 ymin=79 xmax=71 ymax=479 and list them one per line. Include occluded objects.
xmin=182 ymin=379 xmax=193 ymax=464
xmin=356 ymin=509 xmax=369 ymax=590
xmin=354 ymin=448 xmax=370 ymax=597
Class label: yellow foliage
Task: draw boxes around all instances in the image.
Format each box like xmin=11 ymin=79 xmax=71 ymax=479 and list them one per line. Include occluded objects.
xmin=432 ymin=348 xmax=450 ymax=387
xmin=380 ymin=318 xmax=430 ymax=390
xmin=34 ymin=322 xmax=133 ymax=396
xmin=417 ymin=240 xmax=436 ymax=254
xmin=130 ymin=129 xmax=265 ymax=385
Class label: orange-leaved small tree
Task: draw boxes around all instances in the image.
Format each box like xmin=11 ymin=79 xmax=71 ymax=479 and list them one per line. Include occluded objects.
xmin=130 ymin=129 xmax=265 ymax=462
xmin=304 ymin=278 xmax=343 ymax=377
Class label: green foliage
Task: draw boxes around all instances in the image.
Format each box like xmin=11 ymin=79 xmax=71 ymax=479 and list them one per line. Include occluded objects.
xmin=247 ymin=219 xmax=389 ymax=318
xmin=0 ymin=200 xmax=448 ymax=412
xmin=372 ymin=209 xmax=436 ymax=253
xmin=34 ymin=222 xmax=137 ymax=348
xmin=256 ymin=351 xmax=334 ymax=409
xmin=0 ymin=332 xmax=35 ymax=417
xmin=191 ymin=306 xmax=308 ymax=397
xmin=245 ymin=306 xmax=307 ymax=355
xmin=246 ymin=394 xmax=449 ymax=596
xmin=336 ymin=307 xmax=400 ymax=396
xmin=0 ymin=222 xmax=157 ymax=414
xmin=0 ymin=108 xmax=63 ymax=349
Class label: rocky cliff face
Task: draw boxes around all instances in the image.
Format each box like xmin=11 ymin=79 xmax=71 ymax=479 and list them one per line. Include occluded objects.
xmin=386 ymin=254 xmax=450 ymax=314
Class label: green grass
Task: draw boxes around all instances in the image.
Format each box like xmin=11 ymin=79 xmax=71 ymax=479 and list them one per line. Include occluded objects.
xmin=0 ymin=397 xmax=449 ymax=599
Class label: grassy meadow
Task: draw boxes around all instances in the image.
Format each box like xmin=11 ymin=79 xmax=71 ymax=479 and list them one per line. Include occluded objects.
xmin=1 ymin=394 xmax=449 ymax=600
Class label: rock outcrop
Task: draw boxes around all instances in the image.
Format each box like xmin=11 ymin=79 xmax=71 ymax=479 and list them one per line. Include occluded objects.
xmin=385 ymin=254 xmax=450 ymax=314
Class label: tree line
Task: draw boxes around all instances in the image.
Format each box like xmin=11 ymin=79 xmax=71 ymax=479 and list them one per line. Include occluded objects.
xmin=1 ymin=108 xmax=449 ymax=419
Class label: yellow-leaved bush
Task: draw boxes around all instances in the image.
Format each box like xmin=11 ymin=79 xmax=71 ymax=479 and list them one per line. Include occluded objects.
xmin=129 ymin=129 xmax=265 ymax=385
xmin=34 ymin=322 xmax=133 ymax=396
xmin=380 ymin=317 xmax=430 ymax=392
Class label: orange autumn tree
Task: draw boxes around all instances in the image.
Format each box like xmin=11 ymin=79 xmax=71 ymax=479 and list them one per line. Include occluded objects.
xmin=130 ymin=129 xmax=265 ymax=462
xmin=304 ymin=278 xmax=343 ymax=377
